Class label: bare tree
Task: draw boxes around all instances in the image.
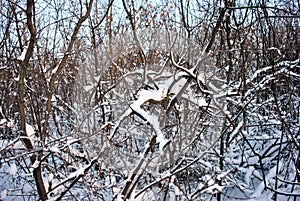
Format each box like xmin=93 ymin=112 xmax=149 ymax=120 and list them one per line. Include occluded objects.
xmin=0 ymin=0 xmax=299 ymax=200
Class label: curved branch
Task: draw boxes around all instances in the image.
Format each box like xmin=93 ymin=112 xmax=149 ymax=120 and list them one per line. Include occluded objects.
xmin=42 ymin=0 xmax=95 ymax=143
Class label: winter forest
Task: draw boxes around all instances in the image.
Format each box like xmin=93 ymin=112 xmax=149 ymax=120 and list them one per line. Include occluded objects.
xmin=0 ymin=0 xmax=299 ymax=200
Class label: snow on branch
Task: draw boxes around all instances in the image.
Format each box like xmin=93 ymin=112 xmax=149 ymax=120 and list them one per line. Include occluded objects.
xmin=109 ymin=85 xmax=170 ymax=151
xmin=48 ymin=158 xmax=97 ymax=201
xmin=247 ymin=59 xmax=300 ymax=86
xmin=17 ymin=46 xmax=28 ymax=61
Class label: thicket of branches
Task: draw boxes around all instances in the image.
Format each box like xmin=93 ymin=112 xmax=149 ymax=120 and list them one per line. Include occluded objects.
xmin=0 ymin=0 xmax=299 ymax=200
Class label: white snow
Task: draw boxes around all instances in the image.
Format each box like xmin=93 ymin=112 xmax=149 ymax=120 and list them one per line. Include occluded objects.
xmin=56 ymin=53 xmax=65 ymax=59
xmin=131 ymin=85 xmax=168 ymax=107
xmin=252 ymin=169 xmax=262 ymax=179
xmin=51 ymin=66 xmax=59 ymax=75
xmin=110 ymin=85 xmax=169 ymax=151
xmin=197 ymin=97 xmax=207 ymax=107
xmin=50 ymin=146 xmax=60 ymax=153
xmin=203 ymin=175 xmax=214 ymax=185
xmin=48 ymin=173 xmax=54 ymax=182
xmin=94 ymin=75 xmax=101 ymax=81
xmin=13 ymin=141 xmax=25 ymax=149
xmin=67 ymin=167 xmax=85 ymax=179
xmin=130 ymin=188 xmax=155 ymax=201
xmin=113 ymin=187 xmax=121 ymax=195
xmin=251 ymin=162 xmax=282 ymax=199
xmin=268 ymin=47 xmax=281 ymax=55
xmin=25 ymin=123 xmax=35 ymax=137
xmin=46 ymin=195 xmax=60 ymax=201
xmin=7 ymin=163 xmax=17 ymax=177
xmin=83 ymin=84 xmax=94 ymax=92
xmin=23 ymin=183 xmax=33 ymax=193
xmin=1 ymin=189 xmax=8 ymax=200
xmin=14 ymin=75 xmax=20 ymax=82
xmin=168 ymin=77 xmax=186 ymax=96
xmin=245 ymin=166 xmax=255 ymax=186
xmin=116 ymin=194 xmax=125 ymax=201
xmin=17 ymin=46 xmax=28 ymax=61
xmin=0 ymin=66 xmax=7 ymax=70
xmin=66 ymin=137 xmax=79 ymax=145
xmin=217 ymin=169 xmax=231 ymax=181
xmin=201 ymin=183 xmax=224 ymax=194
xmin=32 ymin=160 xmax=40 ymax=169
xmin=228 ymin=121 xmax=243 ymax=143
xmin=51 ymin=95 xmax=57 ymax=103
xmin=0 ymin=118 xmax=7 ymax=125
